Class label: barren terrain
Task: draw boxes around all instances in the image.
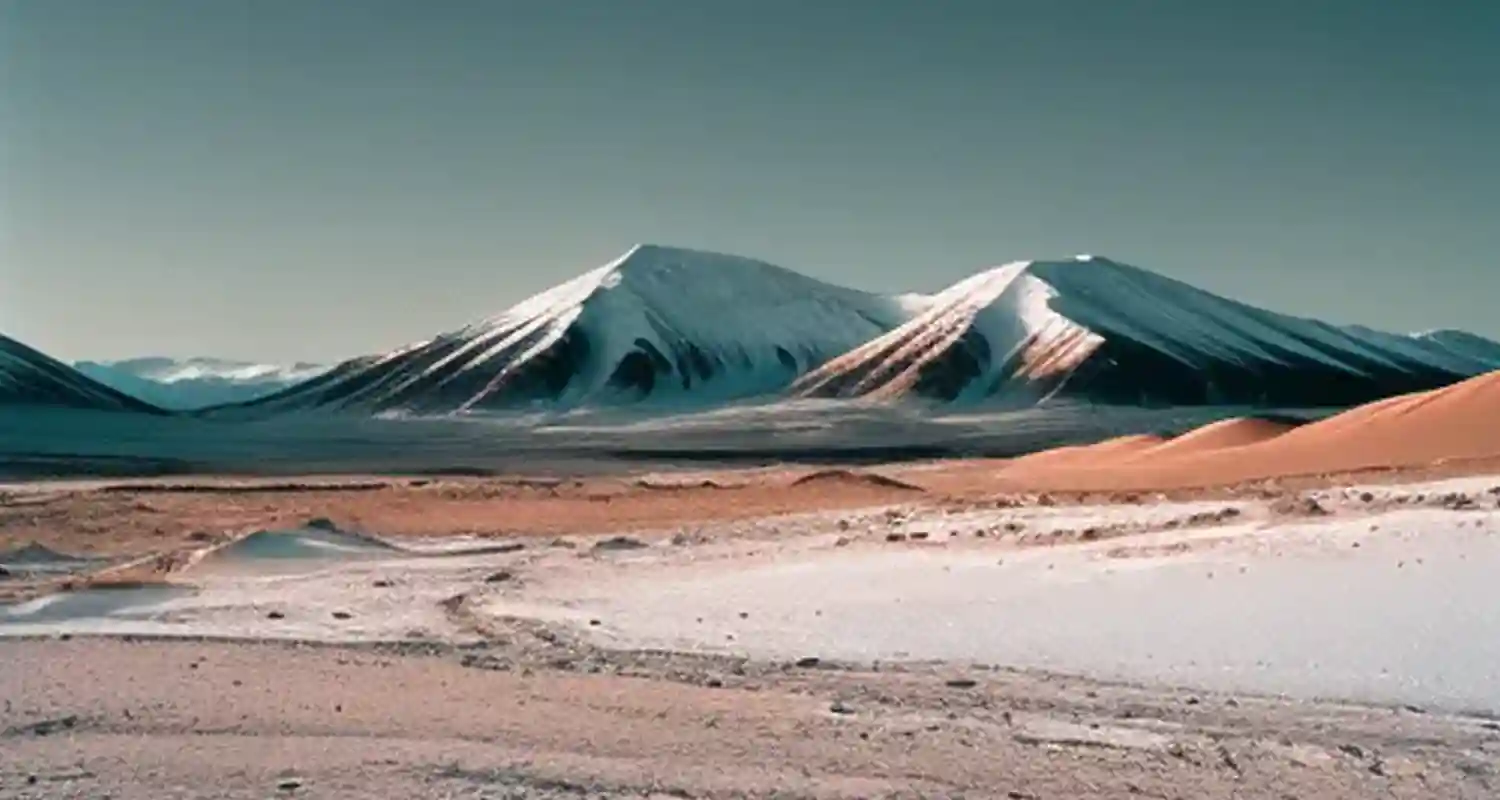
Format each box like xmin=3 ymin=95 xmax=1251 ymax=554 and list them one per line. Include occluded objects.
xmin=7 ymin=378 xmax=1500 ymax=798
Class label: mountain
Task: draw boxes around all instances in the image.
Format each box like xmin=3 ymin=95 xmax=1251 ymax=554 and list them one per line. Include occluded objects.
xmin=216 ymin=245 xmax=923 ymax=415
xmin=0 ymin=334 xmax=166 ymax=413
xmin=792 ymin=256 xmax=1500 ymax=407
xmin=74 ymin=357 xmax=328 ymax=410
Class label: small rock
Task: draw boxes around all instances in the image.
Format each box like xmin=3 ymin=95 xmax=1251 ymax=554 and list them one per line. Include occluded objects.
xmin=885 ymin=532 xmax=908 ymax=543
xmin=26 ymin=775 xmax=37 ymax=786
xmin=945 ymin=677 xmax=978 ymax=689
xmin=593 ymin=536 xmax=648 ymax=552
xmin=909 ymin=531 xmax=930 ymax=541
xmin=588 ymin=619 xmax=602 ymax=627
xmin=1360 ymin=491 xmax=1375 ymax=503
xmin=795 ymin=657 xmax=822 ymax=668
xmin=0 ymin=566 xmax=9 ymax=578
xmin=277 ymin=778 xmax=303 ymax=792
xmin=705 ymin=677 xmax=724 ymax=688
xmin=483 ymin=570 xmax=514 ymax=584
xmin=837 ymin=519 xmax=851 ymax=531
xmin=834 ymin=536 xmax=851 ymax=547
xmin=829 ymin=700 xmax=854 ymax=715
xmin=266 ymin=611 xmax=286 ymax=620
xmin=304 ymin=517 xmax=338 ymax=532
xmin=187 ymin=531 xmax=214 ymax=542
xmin=331 ymin=611 xmax=354 ymax=620
xmin=738 ymin=611 xmax=749 ymax=619
xmin=548 ymin=538 xmax=577 ymax=549
xmin=371 ymin=579 xmax=394 ymax=588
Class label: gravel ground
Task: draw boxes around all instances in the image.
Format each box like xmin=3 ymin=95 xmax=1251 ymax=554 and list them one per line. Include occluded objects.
xmin=3 ymin=635 xmax=1498 ymax=799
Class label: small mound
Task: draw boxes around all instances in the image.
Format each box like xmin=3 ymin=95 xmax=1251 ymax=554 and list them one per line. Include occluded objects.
xmin=1136 ymin=418 xmax=1293 ymax=458
xmin=789 ymin=469 xmax=924 ymax=492
xmin=0 ymin=583 xmax=193 ymax=626
xmin=0 ymin=543 xmax=106 ymax=575
xmin=0 ymin=543 xmax=81 ymax=565
xmin=194 ymin=527 xmax=398 ymax=566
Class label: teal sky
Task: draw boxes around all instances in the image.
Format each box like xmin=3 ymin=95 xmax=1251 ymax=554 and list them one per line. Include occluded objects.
xmin=3 ymin=0 xmax=1497 ymax=364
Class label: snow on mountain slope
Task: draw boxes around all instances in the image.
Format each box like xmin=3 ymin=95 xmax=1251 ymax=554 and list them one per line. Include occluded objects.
xmin=0 ymin=335 xmax=166 ymax=413
xmin=75 ymin=357 xmax=328 ymax=410
xmin=218 ymin=245 xmax=921 ymax=415
xmin=793 ymin=256 xmax=1500 ymax=408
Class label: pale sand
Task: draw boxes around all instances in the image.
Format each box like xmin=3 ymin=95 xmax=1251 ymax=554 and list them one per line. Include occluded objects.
xmin=3 ymin=629 xmax=1496 ymax=799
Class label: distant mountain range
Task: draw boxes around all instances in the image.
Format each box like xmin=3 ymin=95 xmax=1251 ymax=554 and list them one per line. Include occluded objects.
xmin=73 ymin=358 xmax=327 ymax=410
xmin=1 ymin=335 xmax=165 ymax=413
xmin=5 ymin=244 xmax=1499 ymax=416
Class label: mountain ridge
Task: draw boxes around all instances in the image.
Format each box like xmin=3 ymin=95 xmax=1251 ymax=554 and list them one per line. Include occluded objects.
xmin=205 ymin=246 xmax=1500 ymax=417
xmin=0 ymin=334 xmax=168 ymax=414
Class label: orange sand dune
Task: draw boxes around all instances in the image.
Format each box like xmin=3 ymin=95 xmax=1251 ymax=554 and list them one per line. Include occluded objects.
xmin=1002 ymin=433 xmax=1167 ymax=470
xmin=1000 ymin=370 xmax=1500 ymax=491
xmin=1131 ymin=417 xmax=1294 ymax=459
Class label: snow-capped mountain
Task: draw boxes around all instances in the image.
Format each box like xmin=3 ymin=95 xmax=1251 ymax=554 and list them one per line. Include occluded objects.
xmin=218 ymin=245 xmax=922 ymax=415
xmin=0 ymin=334 xmax=166 ymax=413
xmin=74 ymin=357 xmax=327 ymax=410
xmin=792 ymin=256 xmax=1500 ymax=407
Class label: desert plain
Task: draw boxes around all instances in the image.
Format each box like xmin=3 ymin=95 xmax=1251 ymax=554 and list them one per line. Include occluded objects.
xmin=4 ymin=373 xmax=1500 ymax=799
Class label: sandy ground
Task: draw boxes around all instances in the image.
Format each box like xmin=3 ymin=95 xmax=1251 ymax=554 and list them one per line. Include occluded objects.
xmin=5 ymin=471 xmax=1500 ymax=797
xmin=6 ymin=378 xmax=1500 ymax=798
xmin=5 ymin=635 xmax=1497 ymax=800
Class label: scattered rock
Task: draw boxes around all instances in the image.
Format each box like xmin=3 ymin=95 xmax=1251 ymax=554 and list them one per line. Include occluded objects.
xmin=1441 ymin=493 xmax=1479 ymax=510
xmin=483 ymin=570 xmax=514 ymax=584
xmin=593 ymin=536 xmax=649 ymax=552
xmin=14 ymin=715 xmax=79 ymax=736
xmin=1272 ymin=495 xmax=1330 ymax=517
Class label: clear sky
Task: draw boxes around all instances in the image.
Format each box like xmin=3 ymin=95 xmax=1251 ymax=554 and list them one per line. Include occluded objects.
xmin=3 ymin=0 xmax=1497 ymax=364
